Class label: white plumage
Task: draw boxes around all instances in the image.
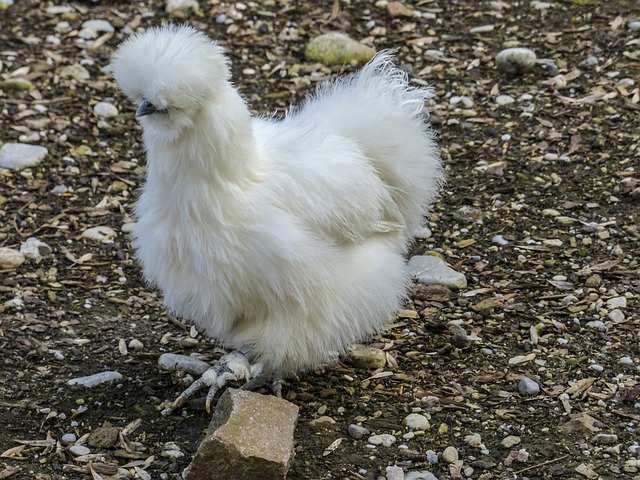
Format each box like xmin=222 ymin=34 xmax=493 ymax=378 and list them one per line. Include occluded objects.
xmin=112 ymin=25 xmax=442 ymax=393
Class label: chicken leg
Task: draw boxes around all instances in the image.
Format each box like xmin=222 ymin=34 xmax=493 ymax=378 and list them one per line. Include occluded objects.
xmin=161 ymin=348 xmax=254 ymax=416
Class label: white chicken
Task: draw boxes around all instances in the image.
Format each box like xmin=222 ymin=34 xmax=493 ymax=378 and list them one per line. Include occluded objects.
xmin=112 ymin=25 xmax=442 ymax=413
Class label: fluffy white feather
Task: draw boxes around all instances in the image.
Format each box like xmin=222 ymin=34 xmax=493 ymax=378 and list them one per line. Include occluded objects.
xmin=112 ymin=25 xmax=442 ymax=378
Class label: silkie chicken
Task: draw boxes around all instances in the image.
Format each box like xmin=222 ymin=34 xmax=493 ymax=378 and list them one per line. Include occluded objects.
xmin=112 ymin=24 xmax=442 ymax=414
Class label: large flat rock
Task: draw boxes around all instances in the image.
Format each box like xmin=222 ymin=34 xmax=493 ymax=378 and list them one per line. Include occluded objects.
xmin=184 ymin=388 xmax=299 ymax=480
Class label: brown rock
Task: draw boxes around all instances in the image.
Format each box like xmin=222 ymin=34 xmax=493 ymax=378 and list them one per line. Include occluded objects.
xmin=184 ymin=389 xmax=299 ymax=480
xmin=348 ymin=344 xmax=386 ymax=370
xmin=387 ymin=1 xmax=414 ymax=17
xmin=558 ymin=412 xmax=601 ymax=434
xmin=87 ymin=422 xmax=120 ymax=448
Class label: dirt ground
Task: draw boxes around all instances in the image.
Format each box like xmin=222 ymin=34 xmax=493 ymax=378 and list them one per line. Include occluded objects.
xmin=1 ymin=0 xmax=639 ymax=479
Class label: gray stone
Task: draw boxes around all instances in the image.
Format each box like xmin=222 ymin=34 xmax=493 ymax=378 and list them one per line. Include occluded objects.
xmin=559 ymin=413 xmax=600 ymax=434
xmin=347 ymin=424 xmax=370 ymax=439
xmin=158 ymin=353 xmax=210 ymax=376
xmin=518 ymin=377 xmax=540 ymax=396
xmin=183 ymin=389 xmax=298 ymax=480
xmin=495 ymin=95 xmax=515 ymax=106
xmin=0 ymin=248 xmax=25 ymax=269
xmin=69 ymin=445 xmax=90 ymax=456
xmin=425 ymin=450 xmax=438 ymax=464
xmin=408 ymin=255 xmax=467 ymax=289
xmin=349 ymin=344 xmax=386 ymax=369
xmin=0 ymin=143 xmax=48 ymax=170
xmin=496 ymin=47 xmax=537 ymax=76
xmin=629 ymin=21 xmax=640 ymax=31
xmin=591 ymin=434 xmax=618 ymax=445
xmin=68 ymin=371 xmax=123 ymax=387
xmin=61 ymin=433 xmax=77 ymax=444
xmin=305 ymin=32 xmax=376 ymax=65
xmin=608 ymin=309 xmax=625 ymax=323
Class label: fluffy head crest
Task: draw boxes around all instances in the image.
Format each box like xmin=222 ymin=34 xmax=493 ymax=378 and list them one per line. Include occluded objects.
xmin=112 ymin=24 xmax=229 ymax=118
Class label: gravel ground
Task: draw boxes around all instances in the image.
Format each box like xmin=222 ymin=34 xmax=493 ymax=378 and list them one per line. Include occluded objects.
xmin=1 ymin=1 xmax=639 ymax=479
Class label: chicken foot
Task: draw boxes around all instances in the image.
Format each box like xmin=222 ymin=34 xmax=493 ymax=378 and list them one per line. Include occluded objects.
xmin=161 ymin=348 xmax=253 ymax=416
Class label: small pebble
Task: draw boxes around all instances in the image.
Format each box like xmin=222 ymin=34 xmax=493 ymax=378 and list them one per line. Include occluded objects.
xmin=491 ymin=235 xmax=509 ymax=245
xmin=465 ymin=432 xmax=483 ymax=448
xmin=517 ymin=449 xmax=530 ymax=462
xmin=425 ymin=450 xmax=438 ymax=464
xmin=386 ymin=466 xmax=405 ymax=480
xmin=93 ymin=102 xmax=118 ymax=118
xmin=0 ymin=248 xmax=26 ymax=270
xmin=586 ymin=320 xmax=606 ymax=330
xmin=606 ymin=297 xmax=627 ymax=309
xmin=589 ymin=364 xmax=604 ymax=372
xmin=501 ymin=435 xmax=522 ymax=448
xmin=61 ymin=433 xmax=77 ymax=444
xmin=442 ymin=446 xmax=458 ymax=463
xmin=592 ymin=434 xmax=618 ymax=445
xmin=619 ymin=357 xmax=634 ymax=365
xmin=348 ymin=424 xmax=370 ymax=439
xmin=495 ymin=47 xmax=537 ymax=76
xmin=608 ymin=309 xmax=625 ymax=323
xmin=405 ymin=473 xmax=438 ymax=480
xmin=128 ymin=339 xmax=144 ymax=351
xmin=309 ymin=416 xmax=335 ymax=427
xmin=518 ymin=377 xmax=540 ymax=396
xmin=495 ymin=95 xmax=515 ymax=106
xmin=368 ymin=434 xmax=397 ymax=447
xmin=68 ymin=371 xmax=123 ymax=387
xmin=69 ymin=445 xmax=91 ymax=456
xmin=583 ymin=56 xmax=598 ymax=68
xmin=628 ymin=20 xmax=640 ymax=31
xmin=403 ymin=413 xmax=430 ymax=431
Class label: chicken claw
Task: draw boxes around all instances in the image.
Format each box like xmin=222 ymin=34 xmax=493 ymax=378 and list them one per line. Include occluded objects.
xmin=161 ymin=350 xmax=252 ymax=416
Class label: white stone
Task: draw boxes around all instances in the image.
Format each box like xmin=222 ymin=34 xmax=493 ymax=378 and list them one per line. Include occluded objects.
xmin=0 ymin=248 xmax=25 ymax=269
xmin=496 ymin=47 xmax=537 ymax=75
xmin=82 ymin=226 xmax=117 ymax=242
xmin=442 ymin=446 xmax=458 ymax=463
xmin=408 ymin=255 xmax=467 ymax=289
xmin=403 ymin=413 xmax=430 ymax=431
xmin=166 ymin=0 xmax=200 ymax=13
xmin=61 ymin=433 xmax=77 ymax=444
xmin=619 ymin=356 xmax=634 ymax=365
xmin=94 ymin=102 xmax=119 ymax=118
xmin=405 ymin=473 xmax=438 ymax=480
xmin=608 ymin=309 xmax=625 ymax=323
xmin=386 ymin=465 xmax=405 ymax=480
xmin=68 ymin=371 xmax=123 ymax=387
xmin=0 ymin=143 xmax=48 ymax=170
xmin=492 ymin=235 xmax=509 ymax=245
xmin=368 ymin=434 xmax=396 ymax=447
xmin=347 ymin=424 xmax=370 ymax=439
xmin=20 ymin=237 xmax=52 ymax=260
xmin=495 ymin=94 xmax=515 ymax=105
xmin=606 ymin=297 xmax=627 ymax=309
xmin=469 ymin=25 xmax=494 ymax=34
xmin=628 ymin=21 xmax=640 ymax=31
xmin=128 ymin=339 xmax=144 ymax=351
xmin=82 ymin=19 xmax=114 ymax=33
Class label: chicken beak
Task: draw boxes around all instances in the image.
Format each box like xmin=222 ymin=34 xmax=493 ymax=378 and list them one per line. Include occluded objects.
xmin=136 ymin=98 xmax=158 ymax=117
